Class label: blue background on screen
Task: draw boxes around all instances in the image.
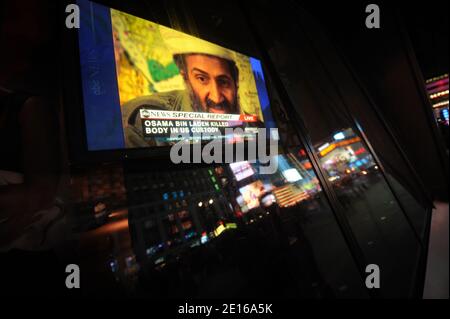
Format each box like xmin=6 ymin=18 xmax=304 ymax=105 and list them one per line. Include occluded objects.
xmin=78 ymin=0 xmax=125 ymax=151
xmin=250 ymin=57 xmax=276 ymax=129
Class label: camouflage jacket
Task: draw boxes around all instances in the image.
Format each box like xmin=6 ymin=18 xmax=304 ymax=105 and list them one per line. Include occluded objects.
xmin=121 ymin=90 xmax=191 ymax=148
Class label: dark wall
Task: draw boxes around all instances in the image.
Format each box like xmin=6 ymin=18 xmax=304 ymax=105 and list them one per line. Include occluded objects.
xmin=0 ymin=0 xmax=60 ymax=95
xmin=296 ymin=1 xmax=449 ymax=201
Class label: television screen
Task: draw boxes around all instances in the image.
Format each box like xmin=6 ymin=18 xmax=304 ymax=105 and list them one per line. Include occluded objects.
xmin=229 ymin=161 xmax=255 ymax=181
xmin=238 ymin=180 xmax=266 ymax=211
xmin=77 ymin=0 xmax=275 ymax=151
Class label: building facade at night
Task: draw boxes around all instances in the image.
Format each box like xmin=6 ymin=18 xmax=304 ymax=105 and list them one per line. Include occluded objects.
xmin=59 ymin=0 xmax=447 ymax=299
xmin=0 ymin=0 xmax=447 ymax=299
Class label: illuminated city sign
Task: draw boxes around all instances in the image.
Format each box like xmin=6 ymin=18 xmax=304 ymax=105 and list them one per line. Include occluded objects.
xmin=333 ymin=132 xmax=345 ymax=140
xmin=282 ymin=168 xmax=303 ymax=182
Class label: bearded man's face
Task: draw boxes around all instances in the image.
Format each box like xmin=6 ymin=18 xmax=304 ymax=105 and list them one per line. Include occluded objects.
xmin=182 ymin=54 xmax=239 ymax=114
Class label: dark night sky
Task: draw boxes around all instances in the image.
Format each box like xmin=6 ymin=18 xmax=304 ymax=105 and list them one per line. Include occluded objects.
xmin=402 ymin=2 xmax=449 ymax=79
xmin=0 ymin=0 xmax=447 ymax=83
xmin=295 ymin=0 xmax=449 ymax=80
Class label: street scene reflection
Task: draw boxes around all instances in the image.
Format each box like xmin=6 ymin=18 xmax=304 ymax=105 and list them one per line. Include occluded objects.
xmin=75 ymin=146 xmax=367 ymax=298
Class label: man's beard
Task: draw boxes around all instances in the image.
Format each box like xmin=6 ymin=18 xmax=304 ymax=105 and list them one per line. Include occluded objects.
xmin=187 ymin=84 xmax=239 ymax=114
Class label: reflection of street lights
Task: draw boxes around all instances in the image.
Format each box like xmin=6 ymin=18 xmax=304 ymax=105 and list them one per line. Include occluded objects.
xmin=333 ymin=132 xmax=345 ymax=140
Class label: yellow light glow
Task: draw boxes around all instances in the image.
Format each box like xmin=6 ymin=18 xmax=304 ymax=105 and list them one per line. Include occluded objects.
xmin=430 ymin=90 xmax=449 ymax=99
xmin=433 ymin=101 xmax=449 ymax=108
xmin=214 ymin=224 xmax=226 ymax=237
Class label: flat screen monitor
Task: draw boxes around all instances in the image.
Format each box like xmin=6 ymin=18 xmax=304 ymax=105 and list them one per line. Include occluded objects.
xmin=229 ymin=161 xmax=255 ymax=182
xmin=238 ymin=180 xmax=266 ymax=211
xmin=74 ymin=0 xmax=275 ymax=156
